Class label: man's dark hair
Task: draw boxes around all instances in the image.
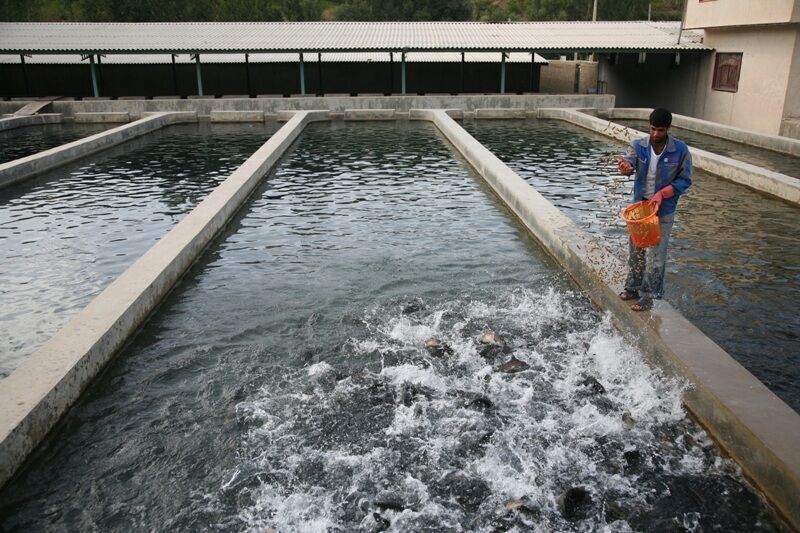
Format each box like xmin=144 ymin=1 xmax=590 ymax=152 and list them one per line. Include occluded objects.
xmin=649 ymin=108 xmax=672 ymax=127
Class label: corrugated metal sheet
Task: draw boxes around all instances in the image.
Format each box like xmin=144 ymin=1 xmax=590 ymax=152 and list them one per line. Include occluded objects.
xmin=0 ymin=51 xmax=549 ymax=64
xmin=0 ymin=21 xmax=707 ymax=54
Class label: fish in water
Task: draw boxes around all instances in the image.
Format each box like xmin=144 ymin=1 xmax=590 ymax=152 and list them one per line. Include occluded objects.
xmin=477 ymin=331 xmax=510 ymax=359
xmin=424 ymin=337 xmax=454 ymax=357
xmin=497 ymin=356 xmax=530 ymax=374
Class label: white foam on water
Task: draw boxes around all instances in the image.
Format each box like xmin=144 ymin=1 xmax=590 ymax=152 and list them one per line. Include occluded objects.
xmin=228 ymin=288 xmax=761 ymax=531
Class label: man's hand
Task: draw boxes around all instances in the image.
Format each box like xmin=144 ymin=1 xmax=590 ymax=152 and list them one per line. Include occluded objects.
xmin=617 ymin=157 xmax=634 ymax=176
xmin=651 ymin=185 xmax=675 ymax=205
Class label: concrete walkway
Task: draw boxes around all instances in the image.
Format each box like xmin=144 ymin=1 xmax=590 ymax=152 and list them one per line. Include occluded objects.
xmin=0 ymin=113 xmax=61 ymax=132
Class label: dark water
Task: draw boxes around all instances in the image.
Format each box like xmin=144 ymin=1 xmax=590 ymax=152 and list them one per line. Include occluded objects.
xmin=0 ymin=122 xmax=279 ymax=377
xmin=0 ymin=122 xmax=115 ymax=164
xmin=463 ymin=119 xmax=800 ymax=414
xmin=0 ymin=122 xmax=779 ymax=532
xmin=611 ymin=118 xmax=800 ymax=179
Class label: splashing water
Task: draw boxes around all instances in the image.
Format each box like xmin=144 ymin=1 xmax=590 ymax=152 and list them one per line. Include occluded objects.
xmin=229 ymin=289 xmax=775 ymax=532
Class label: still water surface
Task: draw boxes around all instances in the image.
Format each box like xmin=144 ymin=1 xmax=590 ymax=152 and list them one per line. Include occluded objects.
xmin=0 ymin=122 xmax=115 ymax=164
xmin=463 ymin=119 xmax=800 ymax=414
xmin=0 ymin=122 xmax=279 ymax=377
xmin=0 ymin=122 xmax=779 ymax=531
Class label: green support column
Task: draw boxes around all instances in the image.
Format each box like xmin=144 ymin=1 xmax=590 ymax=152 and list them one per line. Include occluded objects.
xmin=529 ymin=51 xmax=535 ymax=92
xmin=299 ymin=53 xmax=305 ymax=95
xmin=460 ymin=52 xmax=465 ymax=93
xmin=500 ymin=52 xmax=506 ymax=94
xmin=193 ymin=54 xmax=204 ymax=96
xmin=20 ymin=54 xmax=30 ymax=96
xmin=89 ymin=55 xmax=99 ymax=97
xmin=245 ymin=53 xmax=252 ymax=96
xmin=389 ymin=52 xmax=394 ymax=94
xmin=171 ymin=54 xmax=178 ymax=95
xmin=317 ymin=52 xmax=323 ymax=95
xmin=401 ymin=52 xmax=406 ymax=95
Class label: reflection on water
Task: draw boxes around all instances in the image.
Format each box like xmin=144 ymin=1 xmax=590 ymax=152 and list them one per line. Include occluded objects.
xmin=0 ymin=122 xmax=115 ymax=164
xmin=463 ymin=119 xmax=800 ymax=413
xmin=0 ymin=122 xmax=779 ymax=532
xmin=0 ymin=122 xmax=279 ymax=377
xmin=611 ymin=118 xmax=800 ymax=179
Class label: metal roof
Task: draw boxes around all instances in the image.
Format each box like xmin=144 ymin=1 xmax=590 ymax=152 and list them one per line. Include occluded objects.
xmin=0 ymin=51 xmax=549 ymax=64
xmin=0 ymin=21 xmax=708 ymax=54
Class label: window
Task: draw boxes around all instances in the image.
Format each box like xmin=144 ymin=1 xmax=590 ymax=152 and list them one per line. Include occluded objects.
xmin=712 ymin=53 xmax=742 ymax=92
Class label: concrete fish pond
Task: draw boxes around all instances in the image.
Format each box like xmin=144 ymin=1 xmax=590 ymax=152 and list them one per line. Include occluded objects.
xmin=0 ymin=121 xmax=783 ymax=531
xmin=0 ymin=122 xmax=280 ymax=378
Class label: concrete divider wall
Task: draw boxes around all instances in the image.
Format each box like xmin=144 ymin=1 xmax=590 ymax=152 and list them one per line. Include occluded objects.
xmin=0 ymin=113 xmax=62 ymax=132
xmin=74 ymin=112 xmax=130 ymax=123
xmin=603 ymin=107 xmax=800 ymax=157
xmin=0 ymin=94 xmax=615 ymax=119
xmin=416 ymin=108 xmax=800 ymax=529
xmin=0 ymin=111 xmax=197 ymax=190
xmin=0 ymin=110 xmax=329 ymax=489
xmin=541 ymin=108 xmax=800 ymax=206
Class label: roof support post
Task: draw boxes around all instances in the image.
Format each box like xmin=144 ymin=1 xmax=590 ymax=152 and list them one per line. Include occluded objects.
xmin=171 ymin=54 xmax=179 ymax=95
xmin=89 ymin=54 xmax=99 ymax=97
xmin=245 ymin=53 xmax=252 ymax=96
xmin=96 ymin=54 xmax=104 ymax=96
xmin=529 ymin=51 xmax=535 ymax=93
xmin=299 ymin=53 xmax=306 ymax=95
xmin=460 ymin=52 xmax=465 ymax=93
xmin=500 ymin=52 xmax=506 ymax=94
xmin=19 ymin=55 xmax=30 ymax=96
xmin=389 ymin=52 xmax=394 ymax=94
xmin=317 ymin=53 xmax=323 ymax=95
xmin=401 ymin=52 xmax=406 ymax=95
xmin=193 ymin=54 xmax=204 ymax=96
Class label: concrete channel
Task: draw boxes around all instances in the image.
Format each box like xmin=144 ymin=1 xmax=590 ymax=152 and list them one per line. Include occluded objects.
xmin=540 ymin=107 xmax=800 ymax=206
xmin=0 ymin=113 xmax=62 ymax=132
xmin=0 ymin=111 xmax=198 ymax=190
xmin=0 ymin=106 xmax=797 ymax=528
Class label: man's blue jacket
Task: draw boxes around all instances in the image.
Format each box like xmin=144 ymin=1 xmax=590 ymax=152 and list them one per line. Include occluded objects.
xmin=623 ymin=134 xmax=692 ymax=216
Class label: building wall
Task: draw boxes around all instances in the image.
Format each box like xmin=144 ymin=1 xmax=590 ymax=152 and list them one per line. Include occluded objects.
xmin=539 ymin=60 xmax=597 ymax=94
xmin=697 ymin=26 xmax=798 ymax=134
xmin=684 ymin=0 xmax=800 ymax=29
xmin=597 ymin=52 xmax=705 ymax=116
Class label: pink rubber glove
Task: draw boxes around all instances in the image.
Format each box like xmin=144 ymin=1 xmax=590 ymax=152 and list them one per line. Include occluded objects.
xmin=651 ymin=185 xmax=675 ymax=205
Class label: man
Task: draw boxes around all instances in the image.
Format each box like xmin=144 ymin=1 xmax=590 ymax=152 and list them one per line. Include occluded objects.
xmin=617 ymin=108 xmax=692 ymax=311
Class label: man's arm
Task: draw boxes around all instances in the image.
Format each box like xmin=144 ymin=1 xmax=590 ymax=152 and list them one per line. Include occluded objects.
xmin=617 ymin=143 xmax=637 ymax=175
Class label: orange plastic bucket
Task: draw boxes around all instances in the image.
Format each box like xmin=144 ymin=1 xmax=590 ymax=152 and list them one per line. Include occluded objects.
xmin=622 ymin=200 xmax=661 ymax=248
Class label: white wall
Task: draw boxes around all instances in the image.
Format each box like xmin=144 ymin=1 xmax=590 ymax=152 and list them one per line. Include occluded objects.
xmin=685 ymin=0 xmax=799 ymax=29
xmin=539 ymin=60 xmax=597 ymax=94
xmin=698 ymin=26 xmax=799 ymax=134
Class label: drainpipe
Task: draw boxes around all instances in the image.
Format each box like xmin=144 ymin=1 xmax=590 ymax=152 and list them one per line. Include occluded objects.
xmin=389 ymin=52 xmax=394 ymax=94
xmin=678 ymin=0 xmax=688 ymax=45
